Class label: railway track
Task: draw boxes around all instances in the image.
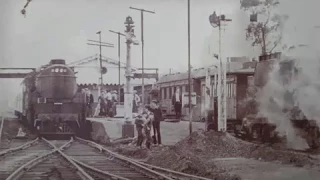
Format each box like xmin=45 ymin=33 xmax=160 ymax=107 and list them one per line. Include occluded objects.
xmin=70 ymin=137 xmax=212 ymax=180
xmin=0 ymin=138 xmax=71 ymax=179
xmin=0 ymin=136 xmax=215 ymax=180
xmin=0 ymin=137 xmax=174 ymax=180
xmin=63 ymin=137 xmax=174 ymax=180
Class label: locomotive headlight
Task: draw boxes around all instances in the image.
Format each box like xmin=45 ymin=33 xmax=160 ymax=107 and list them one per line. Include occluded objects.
xmin=55 ymin=68 xmax=59 ymax=72
xmin=59 ymin=68 xmax=63 ymax=72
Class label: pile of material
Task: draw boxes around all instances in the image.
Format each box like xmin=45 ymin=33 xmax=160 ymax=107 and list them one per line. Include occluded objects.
xmin=114 ymin=144 xmax=151 ymax=159
xmin=90 ymin=121 xmax=111 ymax=145
xmin=147 ymin=130 xmax=316 ymax=179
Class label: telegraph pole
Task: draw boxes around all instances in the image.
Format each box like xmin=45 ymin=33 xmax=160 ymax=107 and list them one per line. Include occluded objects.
xmin=109 ymin=30 xmax=126 ymax=97
xmin=187 ymin=0 xmax=192 ymax=135
xmin=98 ymin=32 xmax=103 ymax=86
xmin=87 ymin=32 xmax=114 ymax=93
xmin=130 ymin=6 xmax=155 ymax=106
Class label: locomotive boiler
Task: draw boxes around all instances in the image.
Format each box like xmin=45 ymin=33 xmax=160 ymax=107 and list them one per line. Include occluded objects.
xmin=20 ymin=59 xmax=90 ymax=138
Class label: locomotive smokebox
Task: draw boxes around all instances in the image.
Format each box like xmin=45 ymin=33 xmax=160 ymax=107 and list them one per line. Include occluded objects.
xmin=36 ymin=59 xmax=77 ymax=99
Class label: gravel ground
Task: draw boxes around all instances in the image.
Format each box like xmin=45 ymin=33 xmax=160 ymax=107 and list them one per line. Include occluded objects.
xmin=144 ymin=130 xmax=318 ymax=179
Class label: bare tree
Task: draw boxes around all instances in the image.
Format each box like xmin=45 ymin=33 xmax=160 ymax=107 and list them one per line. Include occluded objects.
xmin=240 ymin=0 xmax=288 ymax=55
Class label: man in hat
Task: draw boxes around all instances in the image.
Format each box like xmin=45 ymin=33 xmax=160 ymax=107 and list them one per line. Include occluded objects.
xmin=149 ymin=100 xmax=162 ymax=145
xmin=132 ymin=90 xmax=140 ymax=113
xmin=111 ymin=90 xmax=118 ymax=102
xmin=86 ymin=89 xmax=94 ymax=117
xmin=172 ymin=88 xmax=182 ymax=120
xmin=109 ymin=90 xmax=118 ymax=117
xmin=98 ymin=90 xmax=107 ymax=116
xmin=105 ymin=90 xmax=113 ymax=117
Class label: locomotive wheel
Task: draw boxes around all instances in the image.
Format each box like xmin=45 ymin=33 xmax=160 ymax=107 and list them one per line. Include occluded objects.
xmin=249 ymin=124 xmax=261 ymax=142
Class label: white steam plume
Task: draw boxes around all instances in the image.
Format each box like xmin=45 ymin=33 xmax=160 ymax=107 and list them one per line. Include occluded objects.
xmin=256 ymin=47 xmax=320 ymax=150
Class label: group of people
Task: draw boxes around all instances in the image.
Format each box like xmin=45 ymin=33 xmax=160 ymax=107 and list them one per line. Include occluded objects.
xmin=134 ymin=100 xmax=162 ymax=149
xmin=96 ymin=90 xmax=118 ymax=117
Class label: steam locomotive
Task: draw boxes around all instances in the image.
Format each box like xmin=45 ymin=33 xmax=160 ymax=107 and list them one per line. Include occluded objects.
xmin=240 ymin=53 xmax=320 ymax=149
xmin=17 ymin=59 xmax=91 ymax=139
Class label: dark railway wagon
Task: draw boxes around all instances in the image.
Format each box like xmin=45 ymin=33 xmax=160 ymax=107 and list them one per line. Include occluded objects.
xmin=19 ymin=59 xmax=91 ymax=138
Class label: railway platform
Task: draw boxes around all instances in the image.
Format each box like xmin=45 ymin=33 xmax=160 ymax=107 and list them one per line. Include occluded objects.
xmin=86 ymin=117 xmax=206 ymax=145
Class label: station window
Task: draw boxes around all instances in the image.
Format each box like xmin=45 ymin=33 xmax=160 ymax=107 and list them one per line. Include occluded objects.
xmin=164 ymin=87 xmax=169 ymax=99
xmin=161 ymin=88 xmax=164 ymax=99
xmin=186 ymin=85 xmax=190 ymax=92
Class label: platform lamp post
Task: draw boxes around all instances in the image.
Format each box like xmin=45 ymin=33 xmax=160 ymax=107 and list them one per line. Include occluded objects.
xmin=209 ymin=11 xmax=232 ymax=132
xmin=122 ymin=16 xmax=139 ymax=138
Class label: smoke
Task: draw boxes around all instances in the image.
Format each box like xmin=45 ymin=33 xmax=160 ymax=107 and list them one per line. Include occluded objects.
xmin=256 ymin=47 xmax=320 ymax=150
xmin=0 ymin=80 xmax=22 ymax=116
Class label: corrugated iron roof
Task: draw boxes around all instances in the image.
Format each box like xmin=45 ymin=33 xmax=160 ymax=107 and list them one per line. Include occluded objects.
xmin=157 ymin=61 xmax=255 ymax=84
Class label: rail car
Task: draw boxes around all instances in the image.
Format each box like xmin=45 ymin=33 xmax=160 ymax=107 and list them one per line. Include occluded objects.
xmin=16 ymin=59 xmax=91 ymax=139
xmin=156 ymin=60 xmax=255 ymax=129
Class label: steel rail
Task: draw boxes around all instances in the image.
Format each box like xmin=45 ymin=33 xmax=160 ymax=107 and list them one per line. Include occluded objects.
xmin=0 ymin=138 xmax=39 ymax=156
xmin=5 ymin=138 xmax=93 ymax=180
xmin=134 ymin=161 xmax=213 ymax=180
xmin=69 ymin=156 xmax=130 ymax=180
xmin=75 ymin=136 xmax=174 ymax=180
xmin=102 ymin=148 xmax=213 ymax=180
xmin=56 ymin=137 xmax=130 ymax=180
xmin=41 ymin=138 xmax=95 ymax=180
xmin=0 ymin=115 xmax=4 ymax=144
xmin=5 ymin=138 xmax=70 ymax=180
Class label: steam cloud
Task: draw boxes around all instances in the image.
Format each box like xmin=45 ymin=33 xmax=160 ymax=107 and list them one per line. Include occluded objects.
xmin=256 ymin=48 xmax=320 ymax=150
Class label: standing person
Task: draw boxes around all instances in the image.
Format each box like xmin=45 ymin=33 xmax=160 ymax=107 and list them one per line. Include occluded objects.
xmin=110 ymin=90 xmax=118 ymax=117
xmin=149 ymin=100 xmax=162 ymax=146
xmin=86 ymin=89 xmax=94 ymax=117
xmin=132 ymin=90 xmax=140 ymax=113
xmin=99 ymin=91 xmax=107 ymax=116
xmin=172 ymin=88 xmax=182 ymax=120
xmin=143 ymin=106 xmax=153 ymax=149
xmin=105 ymin=90 xmax=112 ymax=117
xmin=112 ymin=90 xmax=118 ymax=102
xmin=134 ymin=112 xmax=145 ymax=147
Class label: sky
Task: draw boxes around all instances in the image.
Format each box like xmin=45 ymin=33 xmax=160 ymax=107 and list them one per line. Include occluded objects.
xmin=0 ymin=0 xmax=320 ymax=109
